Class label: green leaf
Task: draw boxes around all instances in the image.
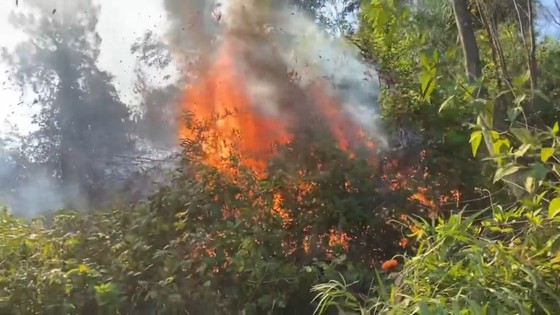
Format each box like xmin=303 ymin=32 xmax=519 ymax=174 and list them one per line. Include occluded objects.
xmin=492 ymin=138 xmax=510 ymax=154
xmin=550 ymin=234 xmax=560 ymax=253
xmin=78 ymin=264 xmax=89 ymax=273
xmin=541 ymin=147 xmax=554 ymax=163
xmin=549 ymin=198 xmax=560 ymax=219
xmin=438 ymin=95 xmax=455 ymax=113
xmin=514 ymin=94 xmax=527 ymax=106
xmin=445 ymin=46 xmax=457 ymax=60
xmin=553 ymin=122 xmax=559 ymax=135
xmin=470 ymin=131 xmax=482 ymax=157
xmin=419 ymin=72 xmax=435 ymax=102
xmin=536 ymin=191 xmax=547 ymax=204
xmin=512 ymin=70 xmax=530 ymax=88
xmin=419 ymin=301 xmax=431 ymax=315
xmin=510 ymin=128 xmax=534 ymax=144
xmin=494 ymin=165 xmax=522 ymax=183
xmin=507 ymin=107 xmax=522 ymax=124
xmin=525 ymin=176 xmax=535 ymax=194
xmin=553 ymin=163 xmax=560 ymax=177
xmin=420 ymin=51 xmax=431 ymax=70
xmin=529 ymin=163 xmax=548 ymax=182
xmin=513 ymin=143 xmax=531 ymax=158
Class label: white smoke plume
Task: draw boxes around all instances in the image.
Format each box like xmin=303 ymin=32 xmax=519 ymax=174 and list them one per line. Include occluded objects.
xmin=166 ymin=0 xmax=387 ymax=148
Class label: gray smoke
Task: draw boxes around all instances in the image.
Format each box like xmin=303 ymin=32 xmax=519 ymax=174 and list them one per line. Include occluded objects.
xmin=0 ymin=145 xmax=86 ymax=217
xmin=272 ymin=7 xmax=383 ymax=141
xmin=0 ymin=0 xmax=175 ymax=217
xmin=163 ymin=0 xmax=387 ymax=148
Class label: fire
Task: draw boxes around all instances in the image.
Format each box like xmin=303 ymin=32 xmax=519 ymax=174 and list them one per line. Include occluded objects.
xmin=177 ymin=29 xmax=377 ymax=255
xmin=179 ymin=36 xmax=376 ymax=178
xmin=272 ymin=192 xmax=292 ymax=227
xmin=383 ymin=150 xmax=461 ymax=215
xmin=176 ymin=3 xmax=461 ymax=260
xmin=307 ymin=83 xmax=356 ymax=152
xmin=179 ymin=39 xmax=292 ymax=177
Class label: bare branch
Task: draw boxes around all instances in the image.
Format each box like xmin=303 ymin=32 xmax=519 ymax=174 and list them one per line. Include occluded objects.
xmin=512 ymin=0 xmax=538 ymax=90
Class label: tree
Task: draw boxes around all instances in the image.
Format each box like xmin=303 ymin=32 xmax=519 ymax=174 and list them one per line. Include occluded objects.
xmin=3 ymin=0 xmax=136 ymax=208
xmin=291 ymin=0 xmax=360 ymax=34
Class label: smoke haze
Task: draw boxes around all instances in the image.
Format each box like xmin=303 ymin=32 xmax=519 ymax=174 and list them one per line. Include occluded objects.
xmin=0 ymin=0 xmax=177 ymax=217
xmin=166 ymin=0 xmax=386 ymax=147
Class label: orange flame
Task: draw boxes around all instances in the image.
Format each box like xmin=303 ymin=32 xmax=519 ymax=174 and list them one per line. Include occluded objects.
xmin=177 ymin=21 xmax=460 ymax=260
xmin=179 ymin=40 xmax=291 ymax=177
xmin=179 ymin=35 xmax=377 ymax=177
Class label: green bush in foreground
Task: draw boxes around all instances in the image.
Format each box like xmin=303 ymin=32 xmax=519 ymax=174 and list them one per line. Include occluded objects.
xmin=313 ymin=209 xmax=560 ymax=314
xmin=312 ymin=118 xmax=560 ymax=314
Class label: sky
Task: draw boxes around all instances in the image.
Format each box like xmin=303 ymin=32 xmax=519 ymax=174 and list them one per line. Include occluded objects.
xmin=0 ymin=0 xmax=559 ymax=136
xmin=538 ymin=0 xmax=560 ymax=36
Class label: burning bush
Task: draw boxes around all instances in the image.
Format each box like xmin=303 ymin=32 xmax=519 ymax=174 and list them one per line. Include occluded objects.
xmin=0 ymin=111 xmax=416 ymax=314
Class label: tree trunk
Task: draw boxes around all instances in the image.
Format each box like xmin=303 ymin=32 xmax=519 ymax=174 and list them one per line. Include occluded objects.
xmin=452 ymin=0 xmax=483 ymax=85
xmin=513 ymin=0 xmax=538 ymax=90
xmin=526 ymin=0 xmax=538 ymax=90
xmin=452 ymin=0 xmax=494 ymax=152
xmin=452 ymin=0 xmax=530 ymax=199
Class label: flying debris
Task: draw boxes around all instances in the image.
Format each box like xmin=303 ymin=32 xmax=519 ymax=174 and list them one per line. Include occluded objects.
xmin=211 ymin=3 xmax=222 ymax=22
xmin=177 ymin=0 xmax=385 ymax=176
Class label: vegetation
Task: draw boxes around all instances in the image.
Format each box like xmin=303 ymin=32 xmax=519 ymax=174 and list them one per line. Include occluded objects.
xmin=1 ymin=0 xmax=560 ymax=314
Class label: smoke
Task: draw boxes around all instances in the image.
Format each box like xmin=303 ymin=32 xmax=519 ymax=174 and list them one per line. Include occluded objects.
xmin=0 ymin=0 xmax=151 ymax=217
xmin=165 ymin=0 xmax=387 ymax=148
xmin=0 ymin=147 xmax=85 ymax=217
xmin=272 ymin=6 xmax=384 ymax=142
xmin=0 ymin=174 xmax=84 ymax=218
xmin=0 ymin=0 xmax=386 ymax=216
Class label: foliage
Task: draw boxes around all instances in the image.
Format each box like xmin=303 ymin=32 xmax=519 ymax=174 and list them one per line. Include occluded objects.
xmin=356 ymin=0 xmax=489 ymax=213
xmin=291 ymin=0 xmax=360 ymax=34
xmin=314 ymin=206 xmax=560 ymax=314
xmin=313 ymin=117 xmax=560 ymax=314
xmin=312 ymin=0 xmax=560 ymax=314
xmin=0 ymin=113 xmax=412 ymax=314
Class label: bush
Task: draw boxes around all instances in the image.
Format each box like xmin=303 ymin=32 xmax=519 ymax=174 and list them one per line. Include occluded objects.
xmin=0 ymin=114 xmax=410 ymax=314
